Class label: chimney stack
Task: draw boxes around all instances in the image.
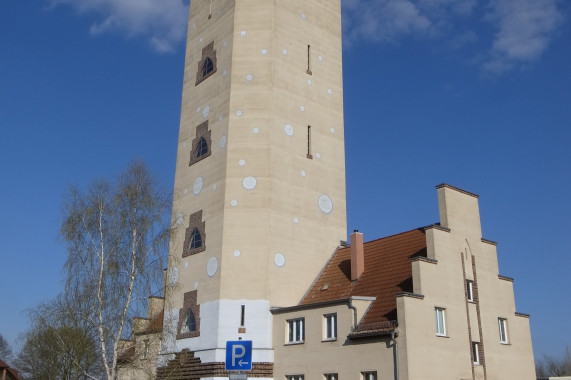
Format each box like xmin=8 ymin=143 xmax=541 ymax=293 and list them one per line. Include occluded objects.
xmin=350 ymin=230 xmax=364 ymax=281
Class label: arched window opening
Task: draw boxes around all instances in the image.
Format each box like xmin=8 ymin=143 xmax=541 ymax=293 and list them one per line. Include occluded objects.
xmin=184 ymin=309 xmax=197 ymax=333
xmin=189 ymin=228 xmax=202 ymax=250
xmin=196 ymin=137 xmax=208 ymax=158
xmin=202 ymin=57 xmax=214 ymax=77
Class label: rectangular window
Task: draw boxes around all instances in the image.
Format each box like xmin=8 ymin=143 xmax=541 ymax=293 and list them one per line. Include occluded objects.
xmin=361 ymin=371 xmax=377 ymax=380
xmin=324 ymin=313 xmax=337 ymax=340
xmin=324 ymin=374 xmax=337 ymax=380
xmin=467 ymin=280 xmax=474 ymax=302
xmin=288 ymin=318 xmax=305 ymax=343
xmin=307 ymin=126 xmax=313 ymax=159
xmin=287 ymin=376 xmax=304 ymax=380
xmin=498 ymin=318 xmax=508 ymax=344
xmin=435 ymin=307 xmax=446 ymax=336
xmin=472 ymin=342 xmax=480 ymax=364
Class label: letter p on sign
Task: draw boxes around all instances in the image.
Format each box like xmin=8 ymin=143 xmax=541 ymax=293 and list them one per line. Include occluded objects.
xmin=225 ymin=341 xmax=252 ymax=371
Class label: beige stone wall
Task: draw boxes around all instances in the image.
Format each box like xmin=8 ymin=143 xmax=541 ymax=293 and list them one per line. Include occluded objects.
xmin=272 ymin=301 xmax=396 ymax=380
xmin=399 ymin=185 xmax=535 ymax=380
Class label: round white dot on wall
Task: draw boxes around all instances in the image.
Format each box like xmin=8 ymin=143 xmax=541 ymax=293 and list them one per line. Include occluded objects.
xmin=243 ymin=176 xmax=257 ymax=190
xmin=246 ymin=74 xmax=253 ymax=81
xmin=316 ymin=152 xmax=321 ymax=159
xmin=300 ymin=106 xmax=305 ymax=112
xmin=203 ymin=106 xmax=210 ymax=118
xmin=261 ymin=49 xmax=268 ymax=55
xmin=231 ymin=200 xmax=238 ymax=207
xmin=253 ymin=127 xmax=260 ymax=134
xmin=294 ymin=217 xmax=299 ymax=224
xmin=284 ymin=124 xmax=294 ymax=137
xmin=185 ymin=262 xmax=189 ymax=268
xmin=328 ymin=89 xmax=333 ymax=95
xmin=184 ymin=189 xmax=188 ymax=195
xmin=307 ymin=79 xmax=312 ymax=85
xmin=319 ymin=55 xmax=323 ymax=61
xmin=219 ymin=136 xmax=227 ymax=149
xmin=193 ymin=177 xmax=204 ymax=195
xmin=200 ymin=37 xmax=204 ymax=43
xmin=207 ymin=257 xmax=218 ymax=277
xmin=213 ymin=183 xmax=217 ymax=191
xmin=274 ymin=253 xmax=286 ymax=267
xmin=223 ymin=69 xmax=228 ymax=76
xmin=194 ymin=281 xmax=199 ymax=289
xmin=239 ymin=159 xmax=246 ymax=166
xmin=218 ymin=115 xmax=223 ymax=121
xmin=330 ymin=127 xmax=335 ymax=134
xmin=234 ymin=250 xmax=241 ymax=257
xmin=318 ymin=194 xmax=334 ymax=214
xmin=176 ymin=213 xmax=184 ymax=226
xmin=301 ymin=13 xmax=307 ymax=19
xmin=183 ymin=142 xmax=187 ymax=148
xmin=301 ymin=170 xmax=306 ymax=177
xmin=282 ymin=49 xmax=288 ymax=55
xmin=223 ymin=41 xmax=227 ymax=47
xmin=235 ymin=110 xmax=243 ymax=117
xmin=240 ymin=31 xmax=247 ymax=36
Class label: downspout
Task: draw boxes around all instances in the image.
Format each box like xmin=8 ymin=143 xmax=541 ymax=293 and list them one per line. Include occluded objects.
xmin=348 ymin=298 xmax=358 ymax=330
xmin=391 ymin=330 xmax=399 ymax=380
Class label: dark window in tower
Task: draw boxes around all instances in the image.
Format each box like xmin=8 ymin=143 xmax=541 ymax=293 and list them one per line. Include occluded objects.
xmin=183 ymin=210 xmax=206 ymax=257
xmin=196 ymin=137 xmax=209 ymax=158
xmin=196 ymin=42 xmax=217 ymax=85
xmin=189 ymin=228 xmax=202 ymax=250
xmin=185 ymin=309 xmax=197 ymax=332
xmin=189 ymin=121 xmax=212 ymax=166
xmin=202 ymin=57 xmax=214 ymax=77
xmin=177 ymin=290 xmax=200 ymax=339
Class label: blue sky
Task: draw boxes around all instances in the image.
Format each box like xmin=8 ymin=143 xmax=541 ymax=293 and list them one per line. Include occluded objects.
xmin=1 ymin=0 xmax=569 ymax=361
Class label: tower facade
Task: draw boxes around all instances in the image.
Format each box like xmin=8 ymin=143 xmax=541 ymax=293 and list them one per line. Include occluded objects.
xmin=161 ymin=0 xmax=347 ymax=374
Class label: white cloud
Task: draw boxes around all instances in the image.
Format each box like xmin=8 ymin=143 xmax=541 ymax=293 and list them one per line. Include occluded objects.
xmin=483 ymin=0 xmax=564 ymax=75
xmin=342 ymin=0 xmax=565 ymax=75
xmin=47 ymin=0 xmax=189 ymax=53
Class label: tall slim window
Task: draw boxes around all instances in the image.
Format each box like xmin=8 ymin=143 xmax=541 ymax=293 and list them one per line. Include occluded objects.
xmin=307 ymin=44 xmax=312 ymax=75
xmin=202 ymin=57 xmax=214 ymax=77
xmin=287 ymin=376 xmax=304 ymax=380
xmin=324 ymin=313 xmax=337 ymax=340
xmin=435 ymin=307 xmax=446 ymax=336
xmin=307 ymin=126 xmax=313 ymax=159
xmin=182 ymin=309 xmax=197 ymax=333
xmin=467 ymin=280 xmax=474 ymax=302
xmin=196 ymin=137 xmax=209 ymax=158
xmin=361 ymin=371 xmax=377 ymax=380
xmin=189 ymin=228 xmax=202 ymax=250
xmin=324 ymin=374 xmax=337 ymax=380
xmin=288 ymin=318 xmax=305 ymax=343
xmin=142 ymin=339 xmax=149 ymax=360
xmin=472 ymin=342 xmax=480 ymax=364
xmin=498 ymin=318 xmax=508 ymax=344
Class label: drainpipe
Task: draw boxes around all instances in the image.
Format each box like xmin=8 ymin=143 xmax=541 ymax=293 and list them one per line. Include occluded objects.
xmin=348 ymin=298 xmax=358 ymax=330
xmin=391 ymin=330 xmax=399 ymax=380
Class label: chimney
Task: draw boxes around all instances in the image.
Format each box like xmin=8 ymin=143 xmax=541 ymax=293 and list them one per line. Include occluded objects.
xmin=350 ymin=230 xmax=364 ymax=281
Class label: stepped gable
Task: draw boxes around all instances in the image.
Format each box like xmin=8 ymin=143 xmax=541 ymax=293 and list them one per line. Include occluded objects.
xmin=301 ymin=228 xmax=428 ymax=324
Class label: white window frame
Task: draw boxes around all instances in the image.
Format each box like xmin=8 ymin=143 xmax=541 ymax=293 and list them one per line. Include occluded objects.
xmin=472 ymin=342 xmax=480 ymax=364
xmin=467 ymin=280 xmax=474 ymax=302
xmin=361 ymin=371 xmax=377 ymax=380
xmin=323 ymin=313 xmax=337 ymax=340
xmin=324 ymin=373 xmax=337 ymax=380
xmin=287 ymin=318 xmax=305 ymax=343
xmin=498 ymin=318 xmax=508 ymax=344
xmin=435 ymin=307 xmax=447 ymax=336
xmin=286 ymin=375 xmax=304 ymax=380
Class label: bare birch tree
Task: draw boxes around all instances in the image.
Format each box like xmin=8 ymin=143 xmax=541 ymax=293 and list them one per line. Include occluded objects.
xmin=60 ymin=161 xmax=172 ymax=380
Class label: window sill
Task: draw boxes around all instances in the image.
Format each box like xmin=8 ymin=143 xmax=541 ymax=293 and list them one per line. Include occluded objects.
xmin=285 ymin=341 xmax=304 ymax=346
xmin=500 ymin=342 xmax=510 ymax=345
xmin=321 ymin=338 xmax=337 ymax=342
xmin=436 ymin=334 xmax=449 ymax=338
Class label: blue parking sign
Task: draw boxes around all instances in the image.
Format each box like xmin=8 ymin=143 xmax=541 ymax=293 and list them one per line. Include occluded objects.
xmin=225 ymin=341 xmax=252 ymax=371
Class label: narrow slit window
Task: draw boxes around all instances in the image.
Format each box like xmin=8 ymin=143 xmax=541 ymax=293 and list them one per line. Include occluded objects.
xmin=208 ymin=0 xmax=212 ymax=19
xmin=472 ymin=342 xmax=480 ymax=364
xmin=435 ymin=307 xmax=446 ymax=336
xmin=189 ymin=228 xmax=202 ymax=249
xmin=467 ymin=280 xmax=474 ymax=302
xmin=240 ymin=305 xmax=246 ymax=327
xmin=307 ymin=44 xmax=312 ymax=75
xmin=307 ymin=126 xmax=313 ymax=159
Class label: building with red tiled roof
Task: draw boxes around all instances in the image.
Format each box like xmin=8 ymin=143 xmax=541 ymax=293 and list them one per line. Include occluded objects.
xmin=271 ymin=184 xmax=535 ymax=380
xmin=0 ymin=359 xmax=21 ymax=380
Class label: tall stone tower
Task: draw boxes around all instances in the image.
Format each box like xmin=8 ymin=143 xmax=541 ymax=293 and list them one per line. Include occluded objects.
xmin=160 ymin=0 xmax=346 ymax=375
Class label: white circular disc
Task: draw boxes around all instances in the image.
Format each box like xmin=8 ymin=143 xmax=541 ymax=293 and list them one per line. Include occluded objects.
xmin=176 ymin=213 xmax=184 ymax=226
xmin=243 ymin=176 xmax=257 ymax=190
xmin=307 ymin=79 xmax=312 ymax=85
xmin=318 ymin=194 xmax=333 ymax=214
xmin=236 ymin=110 xmax=243 ymax=117
xmin=316 ymin=152 xmax=321 ymax=159
xmin=294 ymin=217 xmax=299 ymax=224
xmin=301 ymin=13 xmax=307 ymax=19
xmin=213 ymin=183 xmax=217 ymax=191
xmin=283 ymin=49 xmax=288 ymax=55
xmin=207 ymin=257 xmax=218 ymax=277
xmin=246 ymin=74 xmax=253 ymax=81
xmin=194 ymin=281 xmax=199 ymax=289
xmin=274 ymin=253 xmax=286 ymax=267
xmin=301 ymin=170 xmax=306 ymax=177
xmin=284 ymin=124 xmax=294 ymax=137
xmin=234 ymin=250 xmax=241 ymax=257
xmin=231 ymin=200 xmax=238 ymax=207
xmin=300 ymin=105 xmax=305 ymax=112
xmin=253 ymin=127 xmax=260 ymax=134
xmin=184 ymin=262 xmax=189 ymax=268
xmin=328 ymin=89 xmax=332 ymax=95
xmin=184 ymin=188 xmax=189 ymax=195
xmin=193 ymin=177 xmax=204 ymax=195
xmin=319 ymin=55 xmax=323 ymax=61
xmin=219 ymin=136 xmax=227 ymax=149
xmin=202 ymin=106 xmax=210 ymax=118
xmin=330 ymin=127 xmax=335 ymax=134
xmin=261 ymin=49 xmax=268 ymax=55
xmin=240 ymin=31 xmax=247 ymax=36
xmin=239 ymin=159 xmax=246 ymax=166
